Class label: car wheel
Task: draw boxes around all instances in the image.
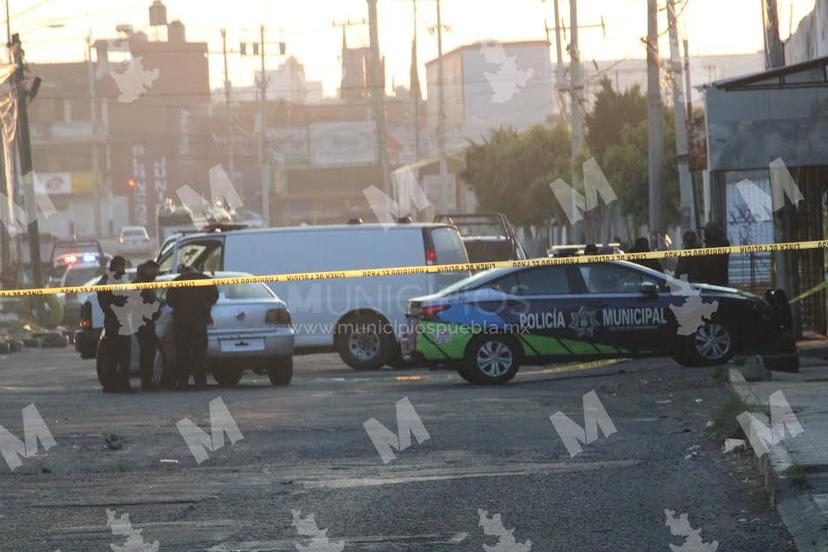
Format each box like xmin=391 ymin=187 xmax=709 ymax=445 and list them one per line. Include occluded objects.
xmin=688 ymin=322 xmax=735 ymax=366
xmin=268 ymin=356 xmax=293 ymax=386
xmin=462 ymin=335 xmax=521 ymax=385
xmin=336 ymin=313 xmax=394 ymax=371
xmin=213 ymin=368 xmax=243 ymax=387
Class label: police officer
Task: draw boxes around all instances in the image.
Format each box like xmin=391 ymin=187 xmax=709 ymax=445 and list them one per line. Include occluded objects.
xmin=674 ymin=231 xmax=706 ymax=283
xmin=134 ymin=260 xmax=161 ymax=391
xmin=96 ymin=256 xmax=131 ymax=393
xmin=629 ymin=237 xmax=664 ymax=273
xmin=165 ymin=266 xmax=219 ymax=391
xmin=703 ymin=222 xmax=731 ymax=286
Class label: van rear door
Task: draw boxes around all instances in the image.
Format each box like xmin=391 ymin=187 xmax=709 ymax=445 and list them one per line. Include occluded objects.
xmin=424 ymin=226 xmax=471 ymax=294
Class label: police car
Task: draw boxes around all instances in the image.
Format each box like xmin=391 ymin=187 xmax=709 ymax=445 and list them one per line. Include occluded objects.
xmin=402 ymin=261 xmax=795 ymax=384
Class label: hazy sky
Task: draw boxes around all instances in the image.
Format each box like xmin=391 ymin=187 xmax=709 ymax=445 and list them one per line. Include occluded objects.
xmin=10 ymin=0 xmax=818 ymax=97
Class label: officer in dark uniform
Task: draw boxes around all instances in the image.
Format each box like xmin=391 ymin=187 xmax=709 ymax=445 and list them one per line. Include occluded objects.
xmin=703 ymin=222 xmax=731 ymax=286
xmin=96 ymin=256 xmax=131 ymax=393
xmin=674 ymin=231 xmax=706 ymax=283
xmin=165 ymin=266 xmax=219 ymax=391
xmin=134 ymin=260 xmax=161 ymax=391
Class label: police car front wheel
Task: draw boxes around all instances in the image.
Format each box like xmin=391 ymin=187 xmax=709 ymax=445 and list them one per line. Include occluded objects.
xmin=462 ymin=335 xmax=521 ymax=385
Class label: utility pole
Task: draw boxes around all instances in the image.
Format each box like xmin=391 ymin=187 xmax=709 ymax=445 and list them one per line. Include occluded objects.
xmin=412 ymin=0 xmax=420 ymax=162
xmin=667 ymin=0 xmax=694 ymax=232
xmin=552 ymin=0 xmax=567 ymax=120
xmin=569 ymin=0 xmax=586 ymax=241
xmin=10 ymin=33 xmax=43 ymax=290
xmin=258 ymin=24 xmax=270 ymax=227
xmin=367 ymin=0 xmax=392 ymax=200
xmin=683 ymin=38 xmax=692 ymax=122
xmin=646 ymin=0 xmax=664 ymax=247
xmin=436 ymin=0 xmax=448 ymax=211
xmin=221 ymin=29 xmax=236 ymax=183
xmin=683 ymin=37 xmax=702 ymax=228
xmin=86 ymin=33 xmax=101 ymax=238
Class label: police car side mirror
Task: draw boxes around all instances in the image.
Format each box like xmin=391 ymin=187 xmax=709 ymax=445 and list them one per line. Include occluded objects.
xmin=640 ymin=281 xmax=658 ymax=296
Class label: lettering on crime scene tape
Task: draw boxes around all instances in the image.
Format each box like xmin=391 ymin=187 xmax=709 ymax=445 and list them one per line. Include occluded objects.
xmin=1 ymin=240 xmax=827 ymax=299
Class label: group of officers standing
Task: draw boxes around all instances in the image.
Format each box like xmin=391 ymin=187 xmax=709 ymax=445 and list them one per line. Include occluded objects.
xmin=96 ymin=256 xmax=219 ymax=393
xmin=628 ymin=222 xmax=732 ymax=287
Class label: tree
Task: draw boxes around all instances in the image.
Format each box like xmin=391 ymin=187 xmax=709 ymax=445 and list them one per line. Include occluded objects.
xmin=462 ymin=124 xmax=572 ymax=226
xmin=602 ymin=112 xmax=679 ymax=232
xmin=584 ymin=77 xmax=647 ymax=165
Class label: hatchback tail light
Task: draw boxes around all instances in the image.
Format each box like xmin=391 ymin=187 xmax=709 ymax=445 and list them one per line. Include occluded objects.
xmin=207 ymin=315 xmax=214 ymax=327
xmin=79 ymin=301 xmax=92 ymax=328
xmin=266 ymin=308 xmax=291 ymax=324
xmin=425 ymin=248 xmax=437 ymax=265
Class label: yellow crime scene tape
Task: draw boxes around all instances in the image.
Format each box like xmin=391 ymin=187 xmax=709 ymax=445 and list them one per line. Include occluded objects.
xmin=0 ymin=239 xmax=826 ymax=299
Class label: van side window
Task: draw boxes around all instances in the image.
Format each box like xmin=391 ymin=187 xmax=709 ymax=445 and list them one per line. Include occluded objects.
xmin=177 ymin=240 xmax=224 ymax=273
xmin=429 ymin=227 xmax=468 ymax=265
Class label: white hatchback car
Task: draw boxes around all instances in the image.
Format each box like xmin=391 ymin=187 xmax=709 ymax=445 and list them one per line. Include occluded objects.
xmin=117 ymin=226 xmax=152 ymax=256
xmin=80 ymin=272 xmax=295 ymax=387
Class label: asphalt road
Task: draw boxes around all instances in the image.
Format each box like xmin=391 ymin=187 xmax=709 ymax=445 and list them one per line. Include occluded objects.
xmin=0 ymin=348 xmax=795 ymax=551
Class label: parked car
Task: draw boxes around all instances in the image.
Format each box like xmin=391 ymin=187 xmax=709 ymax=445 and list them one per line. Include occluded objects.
xmin=154 ymin=223 xmax=470 ymax=370
xmin=55 ymin=263 xmax=106 ymax=326
xmin=434 ymin=213 xmax=526 ymax=263
xmin=117 ymin=226 xmax=152 ymax=256
xmin=402 ymin=260 xmax=797 ymax=385
xmin=75 ymin=272 xmax=294 ymax=387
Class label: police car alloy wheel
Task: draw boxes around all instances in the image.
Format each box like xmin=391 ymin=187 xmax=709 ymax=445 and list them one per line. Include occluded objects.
xmin=692 ymin=322 xmax=733 ymax=364
xmin=464 ymin=335 xmax=520 ymax=385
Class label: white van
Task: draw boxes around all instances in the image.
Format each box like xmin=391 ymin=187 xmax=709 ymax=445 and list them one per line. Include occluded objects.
xmin=155 ymin=223 xmax=469 ymax=370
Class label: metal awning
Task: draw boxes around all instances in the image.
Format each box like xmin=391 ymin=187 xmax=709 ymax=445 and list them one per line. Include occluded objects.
xmin=707 ymin=55 xmax=828 ymax=91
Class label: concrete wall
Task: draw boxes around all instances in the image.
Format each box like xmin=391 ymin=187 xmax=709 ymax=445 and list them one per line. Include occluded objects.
xmin=786 ymin=0 xmax=828 ymax=63
xmin=705 ymin=85 xmax=828 ymax=171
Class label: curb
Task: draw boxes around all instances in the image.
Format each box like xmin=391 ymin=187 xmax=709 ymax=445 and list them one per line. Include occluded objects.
xmin=728 ymin=368 xmax=828 ymax=551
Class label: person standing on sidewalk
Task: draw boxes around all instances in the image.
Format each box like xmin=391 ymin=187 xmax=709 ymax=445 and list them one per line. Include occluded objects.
xmin=134 ymin=260 xmax=161 ymax=391
xmin=165 ymin=266 xmax=219 ymax=391
xmin=703 ymin=222 xmax=731 ymax=286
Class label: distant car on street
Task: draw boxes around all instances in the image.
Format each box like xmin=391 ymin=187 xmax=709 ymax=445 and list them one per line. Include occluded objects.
xmin=402 ymin=260 xmax=796 ymax=384
xmin=75 ymin=271 xmax=295 ymax=387
xmin=117 ymin=226 xmax=152 ymax=256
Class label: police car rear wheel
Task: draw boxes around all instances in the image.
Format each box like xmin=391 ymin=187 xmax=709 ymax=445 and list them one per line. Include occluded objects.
xmin=464 ymin=336 xmax=520 ymax=385
xmin=691 ymin=322 xmax=734 ymax=365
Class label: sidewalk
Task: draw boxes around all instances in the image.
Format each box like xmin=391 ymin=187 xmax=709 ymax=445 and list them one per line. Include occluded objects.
xmin=730 ymin=356 xmax=828 ymax=551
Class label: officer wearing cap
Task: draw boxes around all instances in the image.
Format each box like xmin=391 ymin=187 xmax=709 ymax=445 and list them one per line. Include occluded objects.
xmin=96 ymin=256 xmax=131 ymax=393
xmin=134 ymin=260 xmax=161 ymax=390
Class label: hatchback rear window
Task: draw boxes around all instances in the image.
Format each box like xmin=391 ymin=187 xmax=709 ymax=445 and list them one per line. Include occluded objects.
xmin=219 ymin=283 xmax=273 ymax=300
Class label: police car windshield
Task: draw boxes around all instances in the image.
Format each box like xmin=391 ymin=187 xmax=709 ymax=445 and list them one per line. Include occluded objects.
xmin=436 ymin=268 xmax=513 ymax=296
